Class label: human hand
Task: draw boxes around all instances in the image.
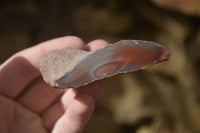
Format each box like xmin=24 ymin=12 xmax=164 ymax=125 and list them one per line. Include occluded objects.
xmin=0 ymin=36 xmax=108 ymax=133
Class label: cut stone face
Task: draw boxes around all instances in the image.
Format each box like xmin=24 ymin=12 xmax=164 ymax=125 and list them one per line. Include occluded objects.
xmin=39 ymin=40 xmax=171 ymax=88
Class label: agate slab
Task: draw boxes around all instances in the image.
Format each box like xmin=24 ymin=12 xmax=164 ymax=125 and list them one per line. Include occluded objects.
xmin=40 ymin=40 xmax=171 ymax=88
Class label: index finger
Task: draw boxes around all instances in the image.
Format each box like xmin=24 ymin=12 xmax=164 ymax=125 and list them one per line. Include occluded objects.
xmin=0 ymin=36 xmax=86 ymax=98
xmin=16 ymin=36 xmax=86 ymax=68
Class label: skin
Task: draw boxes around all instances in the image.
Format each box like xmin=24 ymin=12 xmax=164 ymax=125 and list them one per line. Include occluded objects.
xmin=0 ymin=36 xmax=108 ymax=133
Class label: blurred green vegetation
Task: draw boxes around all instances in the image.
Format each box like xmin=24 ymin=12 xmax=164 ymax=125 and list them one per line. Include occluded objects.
xmin=0 ymin=0 xmax=200 ymax=133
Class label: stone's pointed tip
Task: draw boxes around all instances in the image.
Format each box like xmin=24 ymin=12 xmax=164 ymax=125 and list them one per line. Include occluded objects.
xmin=156 ymin=48 xmax=172 ymax=63
xmin=162 ymin=48 xmax=172 ymax=60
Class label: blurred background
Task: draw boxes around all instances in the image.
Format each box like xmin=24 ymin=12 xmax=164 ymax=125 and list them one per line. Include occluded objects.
xmin=0 ymin=0 xmax=200 ymax=133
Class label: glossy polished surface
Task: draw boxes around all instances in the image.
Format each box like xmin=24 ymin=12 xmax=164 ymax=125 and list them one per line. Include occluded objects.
xmin=52 ymin=40 xmax=171 ymax=88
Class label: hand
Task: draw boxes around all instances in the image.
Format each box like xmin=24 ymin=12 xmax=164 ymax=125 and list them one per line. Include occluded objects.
xmin=0 ymin=36 xmax=108 ymax=133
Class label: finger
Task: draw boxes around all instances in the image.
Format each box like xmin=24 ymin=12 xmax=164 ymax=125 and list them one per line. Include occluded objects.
xmin=16 ymin=77 xmax=65 ymax=114
xmin=0 ymin=36 xmax=85 ymax=98
xmin=52 ymin=93 xmax=95 ymax=133
xmin=78 ymin=81 xmax=104 ymax=99
xmin=41 ymin=81 xmax=103 ymax=130
xmin=0 ymin=95 xmax=47 ymax=133
xmin=41 ymin=88 xmax=77 ymax=131
xmin=85 ymin=39 xmax=109 ymax=51
xmin=42 ymin=100 xmax=64 ymax=131
xmin=17 ymin=36 xmax=86 ymax=68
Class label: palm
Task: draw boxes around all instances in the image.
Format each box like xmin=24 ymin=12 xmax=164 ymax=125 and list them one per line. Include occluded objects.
xmin=0 ymin=36 xmax=108 ymax=133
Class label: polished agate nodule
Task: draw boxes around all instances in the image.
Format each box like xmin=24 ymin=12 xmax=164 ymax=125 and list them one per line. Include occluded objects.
xmin=40 ymin=40 xmax=171 ymax=88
